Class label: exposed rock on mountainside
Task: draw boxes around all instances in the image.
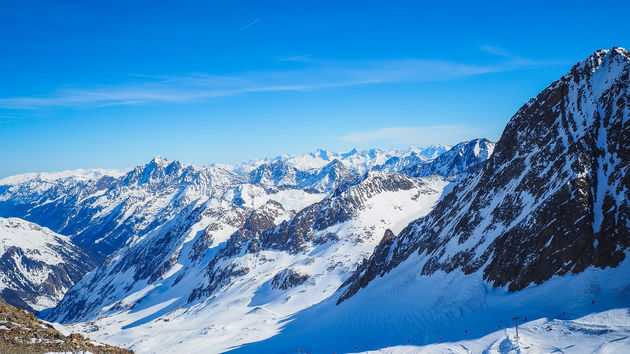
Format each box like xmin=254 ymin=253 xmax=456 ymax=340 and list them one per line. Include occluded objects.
xmin=270 ymin=268 xmax=310 ymax=290
xmin=0 ymin=147 xmax=446 ymax=259
xmin=405 ymin=138 xmax=495 ymax=177
xmin=0 ymin=300 xmax=132 ymax=353
xmin=374 ymin=145 xmax=451 ymax=173
xmin=339 ymin=47 xmax=630 ymax=303
xmin=187 ymin=170 xmax=446 ymax=303
xmin=256 ymin=171 xmax=420 ymax=253
xmin=0 ymin=217 xmax=95 ymax=312
xmin=37 ymin=142 xmax=491 ymax=353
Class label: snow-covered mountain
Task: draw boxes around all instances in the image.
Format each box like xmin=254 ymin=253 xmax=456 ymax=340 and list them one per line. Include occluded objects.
xmin=0 ymin=142 xmax=478 ymax=330
xmin=247 ymin=159 xmax=359 ymax=193
xmin=223 ymin=47 xmax=630 ymax=353
xmin=0 ymin=146 xmax=450 ymax=260
xmin=0 ymin=168 xmax=126 ymax=187
xmin=1 ymin=157 xmax=242 ymax=256
xmin=235 ymin=145 xmax=451 ymax=174
xmin=373 ymin=145 xmax=453 ymax=173
xmin=32 ymin=142 xmax=492 ymax=352
xmin=45 ymin=171 xmax=450 ymax=336
xmin=405 ymin=138 xmax=495 ymax=177
xmin=0 ymin=217 xmax=95 ymax=312
xmin=341 ymin=47 xmax=630 ymax=302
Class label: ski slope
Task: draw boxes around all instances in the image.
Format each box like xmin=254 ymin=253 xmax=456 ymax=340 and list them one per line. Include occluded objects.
xmin=227 ymin=254 xmax=630 ymax=353
xmin=358 ymin=309 xmax=630 ymax=353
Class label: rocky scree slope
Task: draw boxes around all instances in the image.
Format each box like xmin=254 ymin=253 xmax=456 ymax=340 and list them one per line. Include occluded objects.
xmin=0 ymin=300 xmax=132 ymax=353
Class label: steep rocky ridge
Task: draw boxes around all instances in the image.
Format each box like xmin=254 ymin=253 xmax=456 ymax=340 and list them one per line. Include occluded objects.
xmin=339 ymin=47 xmax=630 ymax=303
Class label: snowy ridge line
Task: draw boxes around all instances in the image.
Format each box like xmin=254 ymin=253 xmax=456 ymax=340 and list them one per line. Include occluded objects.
xmin=230 ymin=145 xmax=453 ymax=174
xmin=0 ymin=141 xmax=483 ymax=258
xmin=37 ymin=141 xmax=494 ymax=352
xmin=0 ymin=168 xmax=127 ymax=186
xmin=338 ymin=45 xmax=630 ymax=303
xmin=221 ymin=46 xmax=630 ymax=353
xmin=0 ymin=145 xmax=452 ymax=184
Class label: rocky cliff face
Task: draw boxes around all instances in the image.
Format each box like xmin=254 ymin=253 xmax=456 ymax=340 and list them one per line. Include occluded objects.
xmin=339 ymin=47 xmax=630 ymax=303
xmin=405 ymin=138 xmax=495 ymax=177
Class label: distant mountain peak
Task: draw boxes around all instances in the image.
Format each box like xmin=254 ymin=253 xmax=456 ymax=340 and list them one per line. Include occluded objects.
xmin=149 ymin=155 xmax=170 ymax=166
xmin=0 ymin=169 xmax=126 ymax=186
xmin=342 ymin=148 xmax=359 ymax=158
xmin=312 ymin=149 xmax=331 ymax=160
xmin=582 ymin=46 xmax=629 ymax=67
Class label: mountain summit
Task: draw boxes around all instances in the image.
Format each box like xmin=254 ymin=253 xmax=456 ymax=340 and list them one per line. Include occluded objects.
xmin=340 ymin=46 xmax=630 ymax=302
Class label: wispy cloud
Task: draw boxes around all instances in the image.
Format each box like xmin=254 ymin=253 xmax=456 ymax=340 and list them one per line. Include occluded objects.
xmin=479 ymin=45 xmax=566 ymax=67
xmin=276 ymin=54 xmax=312 ymax=62
xmin=479 ymin=45 xmax=515 ymax=58
xmin=338 ymin=126 xmax=493 ymax=146
xmin=231 ymin=18 xmax=261 ymax=36
xmin=0 ymin=48 xmax=564 ymax=109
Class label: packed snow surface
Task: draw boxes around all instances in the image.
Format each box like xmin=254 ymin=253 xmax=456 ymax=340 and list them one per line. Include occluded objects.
xmin=355 ymin=308 xmax=630 ymax=353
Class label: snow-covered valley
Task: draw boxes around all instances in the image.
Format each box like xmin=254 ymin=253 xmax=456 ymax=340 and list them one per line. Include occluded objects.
xmin=1 ymin=142 xmax=490 ymax=352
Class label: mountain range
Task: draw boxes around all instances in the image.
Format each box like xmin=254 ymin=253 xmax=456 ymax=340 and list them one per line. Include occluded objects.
xmin=0 ymin=47 xmax=628 ymax=353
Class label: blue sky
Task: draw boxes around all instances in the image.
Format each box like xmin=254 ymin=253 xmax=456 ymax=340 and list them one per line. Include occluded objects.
xmin=1 ymin=0 xmax=628 ymax=177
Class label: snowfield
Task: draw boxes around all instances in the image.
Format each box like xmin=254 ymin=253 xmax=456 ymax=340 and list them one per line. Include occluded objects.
xmin=227 ymin=254 xmax=630 ymax=354
xmin=361 ymin=309 xmax=630 ymax=353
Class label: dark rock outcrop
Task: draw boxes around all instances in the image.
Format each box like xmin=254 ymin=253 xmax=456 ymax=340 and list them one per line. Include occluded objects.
xmin=339 ymin=47 xmax=630 ymax=304
xmin=270 ymin=269 xmax=310 ymax=290
xmin=405 ymin=138 xmax=495 ymax=177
